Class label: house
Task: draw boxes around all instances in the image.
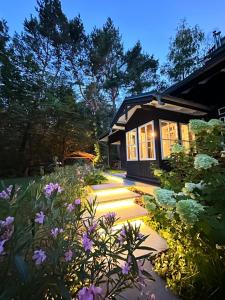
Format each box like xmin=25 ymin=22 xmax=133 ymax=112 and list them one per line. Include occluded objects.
xmin=99 ymin=32 xmax=225 ymax=183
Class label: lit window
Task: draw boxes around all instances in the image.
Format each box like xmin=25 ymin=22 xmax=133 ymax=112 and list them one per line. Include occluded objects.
xmin=126 ymin=129 xmax=138 ymax=161
xmin=180 ymin=123 xmax=195 ymax=150
xmin=138 ymin=121 xmax=156 ymax=160
xmin=160 ymin=120 xmax=178 ymax=159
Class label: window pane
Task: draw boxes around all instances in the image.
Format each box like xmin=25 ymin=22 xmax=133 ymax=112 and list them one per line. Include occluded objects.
xmin=140 ymin=127 xmax=146 ymax=143
xmin=146 ymin=124 xmax=153 ymax=140
xmin=147 ymin=141 xmax=154 ymax=158
xmin=127 ymin=129 xmax=137 ymax=160
xmin=162 ymin=140 xmax=171 ymax=158
xmin=181 ymin=124 xmax=189 ymax=141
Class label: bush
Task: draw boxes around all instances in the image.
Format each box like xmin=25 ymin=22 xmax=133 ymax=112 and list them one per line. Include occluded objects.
xmin=146 ymin=119 xmax=225 ymax=299
xmin=0 ymin=166 xmax=154 ymax=299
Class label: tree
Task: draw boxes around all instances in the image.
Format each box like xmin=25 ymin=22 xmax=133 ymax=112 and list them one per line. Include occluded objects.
xmin=162 ymin=19 xmax=205 ymax=83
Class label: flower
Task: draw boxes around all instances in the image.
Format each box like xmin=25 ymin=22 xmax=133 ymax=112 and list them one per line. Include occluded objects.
xmin=64 ymin=250 xmax=73 ymax=262
xmin=154 ymin=188 xmax=176 ymax=208
xmin=86 ymin=221 xmax=97 ymax=234
xmin=74 ymin=198 xmax=81 ymax=205
xmin=208 ymin=119 xmax=224 ymax=127
xmin=43 ymin=183 xmax=63 ymax=198
xmin=189 ymin=119 xmax=209 ymax=134
xmin=82 ymin=233 xmax=93 ymax=252
xmin=32 ymin=249 xmax=46 ymax=265
xmin=78 ymin=285 xmax=103 ymax=300
xmin=182 ymin=181 xmax=205 ymax=195
xmin=51 ymin=227 xmax=63 ymax=238
xmin=118 ymin=227 xmax=126 ymax=245
xmin=194 ymin=154 xmax=218 ymax=170
xmin=153 ymin=169 xmax=163 ymax=177
xmin=0 ymin=216 xmax=14 ymax=227
xmin=0 ymin=240 xmax=6 ymax=255
xmin=171 ymin=143 xmax=184 ymax=154
xmin=35 ymin=211 xmax=45 ymax=224
xmin=104 ymin=212 xmax=116 ymax=226
xmin=67 ymin=203 xmax=75 ymax=212
xmin=0 ymin=185 xmax=13 ymax=200
xmin=176 ymin=199 xmax=204 ymax=224
xmin=121 ymin=262 xmax=131 ymax=275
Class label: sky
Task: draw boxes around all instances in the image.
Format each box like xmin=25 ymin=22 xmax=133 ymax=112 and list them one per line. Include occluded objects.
xmin=0 ymin=0 xmax=225 ymax=63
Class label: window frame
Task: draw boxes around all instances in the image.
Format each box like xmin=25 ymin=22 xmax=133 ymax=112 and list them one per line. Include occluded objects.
xmin=126 ymin=128 xmax=138 ymax=161
xmin=179 ymin=122 xmax=195 ymax=150
xmin=138 ymin=121 xmax=156 ymax=161
xmin=159 ymin=119 xmax=178 ymax=160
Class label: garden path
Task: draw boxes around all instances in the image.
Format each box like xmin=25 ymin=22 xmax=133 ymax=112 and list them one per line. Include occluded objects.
xmin=88 ymin=172 xmax=180 ymax=300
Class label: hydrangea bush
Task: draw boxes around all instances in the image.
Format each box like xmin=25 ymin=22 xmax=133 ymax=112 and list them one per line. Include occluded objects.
xmin=0 ymin=167 xmax=154 ymax=299
xmin=146 ymin=119 xmax=225 ymax=299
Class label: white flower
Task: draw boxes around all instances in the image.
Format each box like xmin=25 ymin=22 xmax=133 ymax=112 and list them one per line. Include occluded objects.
xmin=208 ymin=119 xmax=224 ymax=127
xmin=182 ymin=181 xmax=206 ymax=194
xmin=194 ymin=154 xmax=219 ymax=170
xmin=189 ymin=119 xmax=209 ymax=134
xmin=154 ymin=188 xmax=176 ymax=208
xmin=176 ymin=199 xmax=204 ymax=224
xmin=171 ymin=143 xmax=184 ymax=154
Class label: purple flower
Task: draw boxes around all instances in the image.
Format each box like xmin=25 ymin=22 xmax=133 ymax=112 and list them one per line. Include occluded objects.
xmin=67 ymin=203 xmax=75 ymax=213
xmin=78 ymin=285 xmax=103 ymax=300
xmin=104 ymin=212 xmax=116 ymax=225
xmin=74 ymin=198 xmax=81 ymax=205
xmin=44 ymin=183 xmax=63 ymax=198
xmin=121 ymin=262 xmax=131 ymax=275
xmin=32 ymin=249 xmax=46 ymax=265
xmin=51 ymin=227 xmax=63 ymax=238
xmin=87 ymin=222 xmax=97 ymax=234
xmin=118 ymin=227 xmax=126 ymax=245
xmin=137 ymin=232 xmax=145 ymax=240
xmin=0 ymin=216 xmax=14 ymax=227
xmin=82 ymin=233 xmax=93 ymax=252
xmin=0 ymin=185 xmax=13 ymax=200
xmin=0 ymin=240 xmax=6 ymax=255
xmin=64 ymin=249 xmax=73 ymax=262
xmin=35 ymin=211 xmax=45 ymax=224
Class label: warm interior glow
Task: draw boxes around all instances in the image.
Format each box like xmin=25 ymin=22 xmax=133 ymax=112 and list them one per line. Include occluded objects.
xmin=93 ymin=188 xmax=131 ymax=197
xmin=160 ymin=120 xmax=178 ymax=158
xmin=97 ymin=199 xmax=135 ymax=211
xmin=139 ymin=122 xmax=155 ymax=160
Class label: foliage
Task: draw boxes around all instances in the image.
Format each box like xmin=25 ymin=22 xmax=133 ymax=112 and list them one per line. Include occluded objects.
xmin=162 ymin=19 xmax=205 ymax=83
xmin=147 ymin=119 xmax=225 ymax=299
xmin=0 ymin=1 xmax=159 ymax=177
xmin=93 ymin=143 xmax=103 ymax=168
xmin=0 ymin=165 xmax=154 ymax=299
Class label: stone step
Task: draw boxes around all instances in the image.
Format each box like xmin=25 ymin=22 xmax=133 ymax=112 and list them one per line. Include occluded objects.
xmin=90 ymin=182 xmax=131 ymax=191
xmin=96 ymin=201 xmax=148 ymax=222
xmin=92 ymin=188 xmax=140 ymax=203
xmin=113 ymin=219 xmax=168 ymax=255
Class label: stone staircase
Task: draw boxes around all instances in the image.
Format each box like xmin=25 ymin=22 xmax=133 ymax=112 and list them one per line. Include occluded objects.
xmin=88 ymin=175 xmax=167 ymax=254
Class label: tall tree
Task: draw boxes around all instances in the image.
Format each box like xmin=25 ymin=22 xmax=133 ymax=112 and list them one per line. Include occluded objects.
xmin=162 ymin=19 xmax=205 ymax=83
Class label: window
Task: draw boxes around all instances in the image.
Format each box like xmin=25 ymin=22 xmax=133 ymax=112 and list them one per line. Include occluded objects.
xmin=160 ymin=120 xmax=178 ymax=159
xmin=126 ymin=129 xmax=138 ymax=161
xmin=138 ymin=121 xmax=156 ymax=160
xmin=180 ymin=123 xmax=195 ymax=151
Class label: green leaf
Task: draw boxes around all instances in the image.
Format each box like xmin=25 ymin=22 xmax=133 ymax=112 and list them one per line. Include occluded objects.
xmin=14 ymin=255 xmax=29 ymax=283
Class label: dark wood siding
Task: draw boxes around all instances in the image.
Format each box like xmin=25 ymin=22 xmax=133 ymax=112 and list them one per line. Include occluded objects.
xmin=125 ymin=106 xmax=199 ymax=182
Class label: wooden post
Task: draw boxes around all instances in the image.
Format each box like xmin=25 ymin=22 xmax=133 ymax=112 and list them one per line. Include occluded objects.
xmin=107 ymin=142 xmax=111 ymax=168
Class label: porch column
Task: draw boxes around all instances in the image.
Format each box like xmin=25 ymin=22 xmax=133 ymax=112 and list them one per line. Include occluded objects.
xmin=107 ymin=142 xmax=111 ymax=168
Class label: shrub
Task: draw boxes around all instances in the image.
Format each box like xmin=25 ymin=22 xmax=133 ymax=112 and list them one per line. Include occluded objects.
xmin=0 ymin=166 xmax=154 ymax=299
xmin=147 ymin=119 xmax=225 ymax=299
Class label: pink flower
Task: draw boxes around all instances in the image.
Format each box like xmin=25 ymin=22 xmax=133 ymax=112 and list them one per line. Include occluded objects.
xmin=82 ymin=233 xmax=93 ymax=252
xmin=121 ymin=262 xmax=131 ymax=275
xmin=67 ymin=203 xmax=75 ymax=212
xmin=64 ymin=249 xmax=73 ymax=262
xmin=78 ymin=285 xmax=103 ymax=300
xmin=51 ymin=227 xmax=63 ymax=238
xmin=35 ymin=211 xmax=45 ymax=224
xmin=32 ymin=249 xmax=46 ymax=265
xmin=74 ymin=199 xmax=81 ymax=205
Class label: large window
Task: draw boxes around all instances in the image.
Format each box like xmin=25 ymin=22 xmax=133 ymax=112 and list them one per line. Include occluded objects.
xmin=126 ymin=129 xmax=138 ymax=161
xmin=138 ymin=121 xmax=156 ymax=160
xmin=180 ymin=123 xmax=195 ymax=150
xmin=160 ymin=120 xmax=178 ymax=159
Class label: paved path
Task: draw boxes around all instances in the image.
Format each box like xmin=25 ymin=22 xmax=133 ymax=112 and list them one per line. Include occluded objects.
xmin=89 ymin=173 xmax=180 ymax=300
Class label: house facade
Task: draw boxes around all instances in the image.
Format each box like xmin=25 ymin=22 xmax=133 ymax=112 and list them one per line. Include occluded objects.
xmin=99 ymin=34 xmax=225 ymax=183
